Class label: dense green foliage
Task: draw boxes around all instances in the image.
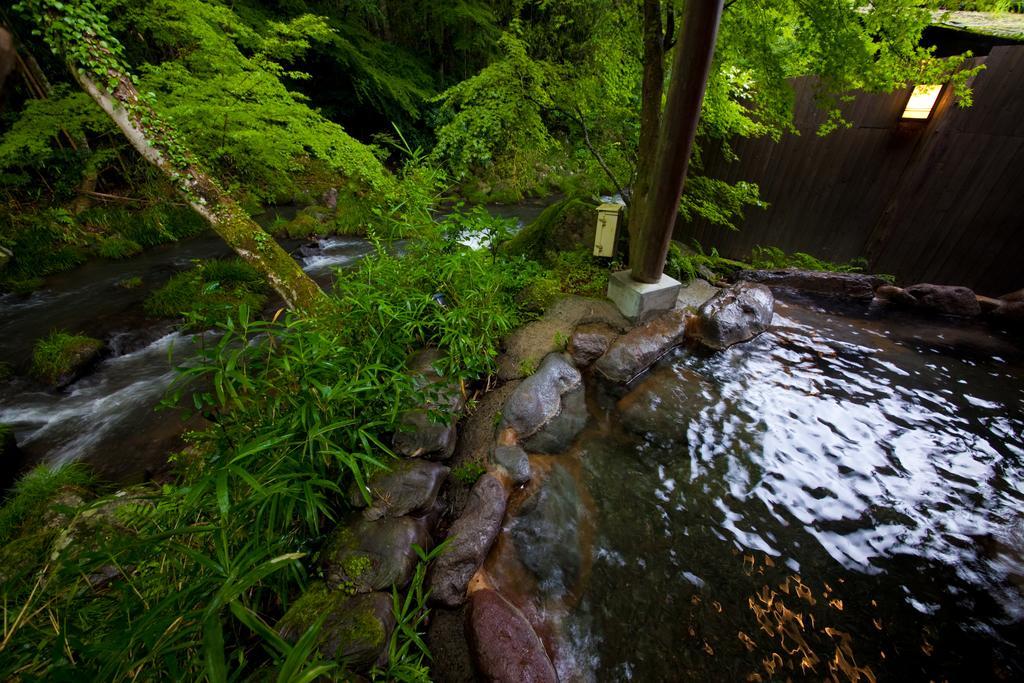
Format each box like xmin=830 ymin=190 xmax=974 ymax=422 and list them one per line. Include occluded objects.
xmin=0 ymin=208 xmax=548 ymax=679
xmin=144 ymin=257 xmax=270 ymax=322
xmin=30 ymin=330 xmax=104 ymax=384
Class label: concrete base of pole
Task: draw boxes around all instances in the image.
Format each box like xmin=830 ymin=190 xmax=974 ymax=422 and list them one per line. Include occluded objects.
xmin=607 ymin=270 xmax=681 ymax=323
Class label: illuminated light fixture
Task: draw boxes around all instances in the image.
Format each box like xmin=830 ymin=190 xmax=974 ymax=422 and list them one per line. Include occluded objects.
xmin=902 ymin=84 xmax=942 ymax=120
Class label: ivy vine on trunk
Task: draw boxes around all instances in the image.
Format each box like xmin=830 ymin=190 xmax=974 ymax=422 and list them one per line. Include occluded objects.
xmin=15 ymin=0 xmax=330 ymax=311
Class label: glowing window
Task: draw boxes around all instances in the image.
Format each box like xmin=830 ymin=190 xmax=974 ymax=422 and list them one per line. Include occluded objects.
xmin=902 ymin=84 xmax=942 ymax=120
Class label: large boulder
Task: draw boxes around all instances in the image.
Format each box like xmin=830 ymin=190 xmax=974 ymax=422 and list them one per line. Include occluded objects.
xmin=990 ymin=301 xmax=1024 ymax=328
xmin=467 ymin=588 xmax=558 ymax=683
xmin=277 ymin=585 xmax=395 ymax=669
xmin=321 ymin=514 xmax=431 ymax=594
xmin=429 ymin=473 xmax=509 ymax=607
xmin=393 ymin=349 xmax=466 ymax=459
xmin=501 ymin=198 xmax=597 ymax=263
xmin=1000 ymin=288 xmax=1024 ymax=303
xmin=594 ymin=308 xmax=690 ymax=383
xmin=349 ymin=459 xmax=449 ymax=520
xmin=675 ymin=278 xmax=721 ymax=310
xmin=904 ymin=283 xmax=981 ymax=317
xmin=738 ymin=269 xmax=883 ymax=300
xmin=690 ymin=282 xmax=774 ymax=351
xmin=500 ymin=353 xmax=581 ymax=440
xmin=522 ymin=386 xmax=587 ymax=454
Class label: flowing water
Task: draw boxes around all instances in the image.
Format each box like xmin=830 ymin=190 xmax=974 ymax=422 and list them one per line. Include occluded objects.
xmin=0 ymin=200 xmax=547 ymax=482
xmin=0 ymin=228 xmax=375 ymax=480
xmin=491 ymin=299 xmax=1024 ymax=682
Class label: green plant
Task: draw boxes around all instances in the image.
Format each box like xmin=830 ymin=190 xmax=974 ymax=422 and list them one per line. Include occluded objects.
xmin=749 ymin=246 xmax=868 ymax=274
xmin=0 ymin=464 xmax=93 ymax=545
xmin=553 ymin=331 xmax=569 ymax=351
xmin=30 ymin=331 xmax=103 ymax=384
xmin=144 ymin=258 xmax=269 ymax=323
xmin=451 ymin=461 xmax=486 ymax=485
xmin=97 ymin=234 xmax=143 ymax=259
xmin=116 ymin=276 xmax=143 ymax=290
xmin=0 ymin=361 xmax=12 ymax=381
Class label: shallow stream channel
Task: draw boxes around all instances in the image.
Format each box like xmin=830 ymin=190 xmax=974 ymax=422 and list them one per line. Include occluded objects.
xmin=0 ymin=201 xmax=547 ymax=481
xmin=485 ymin=297 xmax=1024 ymax=681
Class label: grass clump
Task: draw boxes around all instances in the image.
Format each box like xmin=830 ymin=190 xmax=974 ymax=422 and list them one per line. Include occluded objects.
xmin=452 ymin=461 xmax=486 ymax=485
xmin=30 ymin=331 xmax=103 ymax=384
xmin=144 ymin=258 xmax=269 ymax=323
xmin=0 ymin=464 xmax=93 ymax=545
xmin=97 ymin=235 xmax=143 ymax=260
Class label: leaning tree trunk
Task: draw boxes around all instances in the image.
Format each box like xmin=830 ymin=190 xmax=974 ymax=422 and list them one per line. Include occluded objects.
xmin=21 ymin=1 xmax=329 ymax=312
xmin=629 ymin=0 xmax=724 ymax=284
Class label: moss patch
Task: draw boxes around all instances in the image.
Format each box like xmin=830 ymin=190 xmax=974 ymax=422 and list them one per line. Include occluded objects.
xmin=31 ymin=332 xmax=104 ymax=385
xmin=144 ymin=257 xmax=269 ymax=322
xmin=502 ymin=197 xmax=596 ymax=263
xmin=97 ymin=235 xmax=143 ymax=260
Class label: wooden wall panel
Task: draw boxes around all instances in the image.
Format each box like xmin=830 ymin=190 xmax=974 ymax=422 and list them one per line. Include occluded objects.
xmin=681 ymin=47 xmax=1024 ymax=296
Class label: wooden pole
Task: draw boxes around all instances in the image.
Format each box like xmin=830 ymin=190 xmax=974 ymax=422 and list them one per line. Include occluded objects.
xmin=630 ymin=0 xmax=724 ymax=284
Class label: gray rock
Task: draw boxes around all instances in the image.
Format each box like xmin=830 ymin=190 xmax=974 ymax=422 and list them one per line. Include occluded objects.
xmin=491 ymin=444 xmax=531 ymax=486
xmin=691 ymin=282 xmax=774 ymax=350
xmin=873 ymin=284 xmax=918 ymax=307
xmin=468 ymin=588 xmax=558 ymax=683
xmin=675 ymin=278 xmax=720 ymax=310
xmin=278 ymin=585 xmax=395 ymax=669
xmin=739 ymin=269 xmax=883 ymax=300
xmin=594 ymin=308 xmax=690 ymax=383
xmin=321 ymin=514 xmax=431 ymax=594
xmin=429 ymin=474 xmax=509 ymax=607
xmin=509 ymin=463 xmax=583 ymax=598
xmin=568 ymin=323 xmax=617 ymax=367
xmin=500 ymin=353 xmax=581 ymax=440
xmin=905 ymin=283 xmax=981 ymax=317
xmin=522 ymin=386 xmax=587 ymax=454
xmin=349 ymin=459 xmax=449 ymax=520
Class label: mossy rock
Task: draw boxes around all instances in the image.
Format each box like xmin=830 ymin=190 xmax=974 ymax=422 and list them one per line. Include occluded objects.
xmin=96 ymin=235 xmax=143 ymax=260
xmin=502 ymin=197 xmax=598 ymax=264
xmin=277 ymin=583 xmax=396 ymax=669
xmin=277 ymin=212 xmax=321 ymax=239
xmin=30 ymin=331 xmax=104 ymax=386
xmin=320 ymin=514 xmax=430 ymax=594
xmin=143 ymin=258 xmax=268 ymax=322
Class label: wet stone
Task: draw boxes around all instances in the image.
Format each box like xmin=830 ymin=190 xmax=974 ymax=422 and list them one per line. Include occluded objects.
xmin=738 ymin=269 xmax=883 ymax=300
xmin=522 ymin=386 xmax=587 ymax=454
xmin=468 ymin=588 xmax=558 ymax=683
xmin=594 ymin=307 xmax=690 ymax=384
xmin=568 ymin=323 xmax=617 ymax=367
xmin=691 ymin=282 xmax=774 ymax=351
xmin=492 ymin=444 xmax=531 ymax=486
xmin=429 ymin=473 xmax=509 ymax=607
xmin=617 ymin=365 xmax=718 ymax=445
xmin=905 ymin=283 xmax=981 ymax=318
xmin=509 ymin=463 xmax=584 ymax=598
xmin=500 ymin=353 xmax=581 ymax=440
xmin=277 ymin=584 xmax=395 ymax=669
xmin=321 ymin=514 xmax=430 ymax=594
xmin=349 ymin=459 xmax=449 ymax=520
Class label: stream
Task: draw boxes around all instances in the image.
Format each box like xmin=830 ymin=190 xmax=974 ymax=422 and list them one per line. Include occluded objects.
xmin=489 ymin=298 xmax=1024 ymax=681
xmin=0 ymin=201 xmax=549 ymax=482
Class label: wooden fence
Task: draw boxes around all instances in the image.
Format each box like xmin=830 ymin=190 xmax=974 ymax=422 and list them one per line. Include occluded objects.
xmin=681 ymin=46 xmax=1024 ymax=296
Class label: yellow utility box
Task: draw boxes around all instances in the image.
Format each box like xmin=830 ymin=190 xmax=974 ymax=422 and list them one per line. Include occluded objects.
xmin=594 ymin=203 xmax=622 ymax=257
